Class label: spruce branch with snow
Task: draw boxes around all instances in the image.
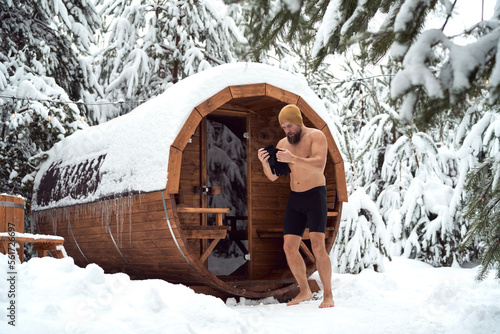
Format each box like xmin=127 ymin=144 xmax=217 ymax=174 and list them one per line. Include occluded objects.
xmin=245 ymin=0 xmax=500 ymax=125
xmin=461 ymin=155 xmax=500 ymax=280
xmin=458 ymin=105 xmax=500 ymax=280
xmin=235 ymin=0 xmax=327 ymax=63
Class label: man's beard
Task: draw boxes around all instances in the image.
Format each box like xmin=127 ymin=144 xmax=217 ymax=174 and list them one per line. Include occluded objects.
xmin=287 ymin=127 xmax=302 ymax=144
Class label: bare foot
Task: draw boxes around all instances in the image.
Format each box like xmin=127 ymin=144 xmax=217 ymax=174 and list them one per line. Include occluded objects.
xmin=319 ymin=295 xmax=335 ymax=308
xmin=286 ymin=291 xmax=313 ymax=306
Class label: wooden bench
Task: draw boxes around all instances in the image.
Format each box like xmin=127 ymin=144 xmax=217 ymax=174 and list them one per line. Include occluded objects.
xmin=0 ymin=232 xmax=66 ymax=262
xmin=177 ymin=207 xmax=230 ymax=226
xmin=256 ymin=211 xmax=338 ymax=263
xmin=176 ymin=207 xmax=230 ymax=263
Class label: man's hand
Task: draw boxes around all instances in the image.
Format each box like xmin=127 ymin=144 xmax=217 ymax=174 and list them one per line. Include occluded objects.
xmin=258 ymin=148 xmax=270 ymax=163
xmin=276 ymin=149 xmax=295 ymax=164
xmin=258 ymin=147 xmax=279 ymax=181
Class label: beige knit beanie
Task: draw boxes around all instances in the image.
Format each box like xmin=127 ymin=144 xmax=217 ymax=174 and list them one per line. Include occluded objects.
xmin=278 ymin=104 xmax=303 ymax=126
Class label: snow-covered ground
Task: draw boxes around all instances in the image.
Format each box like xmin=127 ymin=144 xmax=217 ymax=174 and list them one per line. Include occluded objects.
xmin=1 ymin=254 xmax=499 ymax=334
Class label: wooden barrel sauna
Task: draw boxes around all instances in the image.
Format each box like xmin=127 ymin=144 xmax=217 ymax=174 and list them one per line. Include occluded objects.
xmin=31 ymin=63 xmax=348 ymax=299
xmin=1 ymin=194 xmax=25 ymax=261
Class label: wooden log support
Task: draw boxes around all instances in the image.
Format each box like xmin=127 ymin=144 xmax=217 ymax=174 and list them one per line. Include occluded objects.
xmin=224 ymin=279 xmax=321 ymax=297
xmin=200 ymin=238 xmax=221 ymax=263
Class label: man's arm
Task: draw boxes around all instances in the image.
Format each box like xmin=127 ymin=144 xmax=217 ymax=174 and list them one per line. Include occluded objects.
xmin=258 ymin=148 xmax=279 ymax=181
xmin=276 ymin=131 xmax=327 ymax=171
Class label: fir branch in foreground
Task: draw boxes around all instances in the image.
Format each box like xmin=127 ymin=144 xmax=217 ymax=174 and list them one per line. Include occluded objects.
xmin=461 ymin=156 xmax=500 ymax=281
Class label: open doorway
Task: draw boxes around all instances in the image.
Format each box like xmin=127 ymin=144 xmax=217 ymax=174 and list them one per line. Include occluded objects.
xmin=205 ymin=114 xmax=249 ymax=277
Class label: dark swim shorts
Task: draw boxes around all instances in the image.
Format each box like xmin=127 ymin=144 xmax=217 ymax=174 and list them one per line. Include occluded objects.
xmin=283 ymin=186 xmax=327 ymax=236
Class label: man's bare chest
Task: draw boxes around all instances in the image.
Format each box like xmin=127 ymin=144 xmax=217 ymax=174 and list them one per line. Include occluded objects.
xmin=284 ymin=140 xmax=312 ymax=158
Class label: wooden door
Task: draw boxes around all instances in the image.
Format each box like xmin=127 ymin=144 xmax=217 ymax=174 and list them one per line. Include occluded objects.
xmin=203 ymin=113 xmax=249 ymax=277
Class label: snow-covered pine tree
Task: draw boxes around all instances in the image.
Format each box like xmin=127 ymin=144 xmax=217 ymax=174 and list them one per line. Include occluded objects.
xmin=0 ymin=0 xmax=102 ymax=240
xmin=379 ymin=129 xmax=464 ymax=266
xmin=351 ymin=74 xmax=497 ymax=271
xmin=333 ymin=187 xmax=389 ymax=273
xmin=455 ymin=101 xmax=500 ymax=277
xmin=94 ymin=0 xmax=247 ymax=120
xmin=323 ymin=55 xmax=482 ymax=269
xmin=322 ymin=60 xmax=395 ymax=273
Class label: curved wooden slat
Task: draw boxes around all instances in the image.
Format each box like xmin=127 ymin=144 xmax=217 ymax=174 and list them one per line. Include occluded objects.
xmin=320 ymin=125 xmax=344 ymax=165
xmin=167 ymin=146 xmax=183 ymax=194
xmin=265 ymin=84 xmax=300 ymax=104
xmin=171 ymin=109 xmax=203 ymax=151
xmin=335 ymin=162 xmax=348 ymax=202
xmin=195 ymin=87 xmax=233 ymax=117
xmin=230 ymin=84 xmax=266 ymax=98
xmin=296 ymin=97 xmax=327 ymax=130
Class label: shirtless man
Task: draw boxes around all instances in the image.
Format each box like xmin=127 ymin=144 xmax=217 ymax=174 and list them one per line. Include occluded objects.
xmin=257 ymin=104 xmax=335 ymax=308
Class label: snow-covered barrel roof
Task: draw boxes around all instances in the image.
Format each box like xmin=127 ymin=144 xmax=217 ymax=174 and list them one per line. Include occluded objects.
xmin=32 ymin=62 xmax=333 ymax=211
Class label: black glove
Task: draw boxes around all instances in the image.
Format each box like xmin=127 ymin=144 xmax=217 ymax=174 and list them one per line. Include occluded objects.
xmin=264 ymin=144 xmax=291 ymax=176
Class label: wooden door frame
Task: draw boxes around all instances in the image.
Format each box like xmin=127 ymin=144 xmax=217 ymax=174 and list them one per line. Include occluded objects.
xmin=201 ymin=119 xmax=208 ymax=224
